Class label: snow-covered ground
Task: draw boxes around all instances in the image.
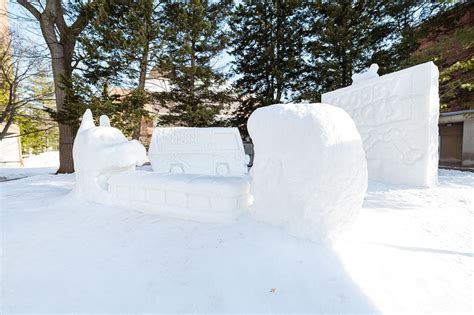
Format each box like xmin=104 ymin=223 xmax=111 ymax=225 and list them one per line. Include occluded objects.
xmin=1 ymin=163 xmax=473 ymax=313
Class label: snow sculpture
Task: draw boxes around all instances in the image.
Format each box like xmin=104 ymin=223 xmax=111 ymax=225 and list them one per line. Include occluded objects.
xmin=248 ymin=103 xmax=368 ymax=241
xmin=149 ymin=127 xmax=249 ymax=175
xmin=322 ymin=62 xmax=439 ymax=186
xmin=73 ymin=109 xmax=147 ymax=202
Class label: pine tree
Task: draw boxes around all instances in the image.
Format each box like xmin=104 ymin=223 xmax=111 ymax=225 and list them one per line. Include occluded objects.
xmin=154 ymin=0 xmax=233 ymax=127
xmin=303 ymin=1 xmax=448 ymax=101
xmin=303 ymin=1 xmax=395 ymax=101
xmin=229 ymin=0 xmax=307 ymax=133
xmin=79 ymin=0 xmax=162 ymax=138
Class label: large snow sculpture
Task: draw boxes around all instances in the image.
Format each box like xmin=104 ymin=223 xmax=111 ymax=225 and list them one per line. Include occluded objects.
xmin=322 ymin=62 xmax=439 ymax=186
xmin=248 ymin=103 xmax=368 ymax=241
xmin=73 ymin=109 xmax=147 ymax=202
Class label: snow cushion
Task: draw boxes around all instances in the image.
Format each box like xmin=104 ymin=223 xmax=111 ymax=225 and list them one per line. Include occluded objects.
xmin=149 ymin=127 xmax=248 ymax=176
xmin=108 ymin=171 xmax=251 ymax=223
xmin=248 ymin=103 xmax=368 ymax=241
xmin=322 ymin=62 xmax=439 ymax=186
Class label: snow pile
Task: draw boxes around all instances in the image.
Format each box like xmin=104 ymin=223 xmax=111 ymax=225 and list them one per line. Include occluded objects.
xmin=248 ymin=103 xmax=368 ymax=241
xmin=73 ymin=110 xmax=146 ymax=202
xmin=322 ymin=62 xmax=439 ymax=187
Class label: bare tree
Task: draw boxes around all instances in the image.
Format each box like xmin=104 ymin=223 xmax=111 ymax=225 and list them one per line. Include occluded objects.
xmin=0 ymin=31 xmax=54 ymax=141
xmin=17 ymin=0 xmax=97 ymax=173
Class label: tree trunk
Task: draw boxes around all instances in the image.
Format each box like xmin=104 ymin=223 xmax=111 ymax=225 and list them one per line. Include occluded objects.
xmin=57 ymin=123 xmax=75 ymax=173
xmin=132 ymin=41 xmax=150 ymax=140
xmin=50 ymin=41 xmax=76 ymax=173
xmin=18 ymin=0 xmax=95 ymax=173
xmin=138 ymin=42 xmax=149 ymax=91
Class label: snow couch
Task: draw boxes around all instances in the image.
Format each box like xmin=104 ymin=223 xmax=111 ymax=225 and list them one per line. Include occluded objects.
xmin=73 ymin=103 xmax=367 ymax=240
xmin=73 ymin=112 xmax=251 ymax=223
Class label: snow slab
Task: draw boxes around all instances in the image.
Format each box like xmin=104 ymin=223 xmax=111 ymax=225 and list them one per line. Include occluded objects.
xmin=1 ymin=168 xmax=473 ymax=313
xmin=322 ymin=62 xmax=439 ymax=187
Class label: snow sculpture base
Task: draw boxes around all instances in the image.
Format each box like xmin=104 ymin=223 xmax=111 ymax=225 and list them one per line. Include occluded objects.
xmin=322 ymin=62 xmax=439 ymax=187
xmin=248 ymin=103 xmax=368 ymax=241
xmin=108 ymin=171 xmax=251 ymax=223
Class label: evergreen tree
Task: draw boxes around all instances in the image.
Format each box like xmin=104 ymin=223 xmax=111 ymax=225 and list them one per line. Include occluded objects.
xmin=303 ymin=1 xmax=448 ymax=101
xmin=154 ymin=0 xmax=233 ymax=127
xmin=303 ymin=1 xmax=394 ymax=101
xmin=78 ymin=0 xmax=162 ymax=138
xmin=384 ymin=0 xmax=449 ymax=71
xmin=229 ymin=0 xmax=307 ymax=132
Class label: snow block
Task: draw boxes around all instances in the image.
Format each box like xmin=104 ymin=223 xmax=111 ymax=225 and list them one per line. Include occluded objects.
xmin=73 ymin=109 xmax=147 ymax=202
xmin=322 ymin=62 xmax=439 ymax=187
xmin=248 ymin=103 xmax=368 ymax=241
xmin=149 ymin=127 xmax=248 ymax=176
xmin=108 ymin=171 xmax=251 ymax=223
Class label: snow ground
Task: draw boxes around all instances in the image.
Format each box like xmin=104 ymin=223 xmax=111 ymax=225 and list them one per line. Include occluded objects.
xmin=1 ymin=165 xmax=473 ymax=313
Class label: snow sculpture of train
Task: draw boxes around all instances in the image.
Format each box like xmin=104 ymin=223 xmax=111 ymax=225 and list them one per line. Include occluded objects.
xmin=73 ymin=62 xmax=439 ymax=241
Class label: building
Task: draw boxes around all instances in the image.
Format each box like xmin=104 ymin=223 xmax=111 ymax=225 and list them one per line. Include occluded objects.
xmin=439 ymin=110 xmax=474 ymax=167
xmin=0 ymin=0 xmax=7 ymax=32
xmin=0 ymin=1 xmax=22 ymax=167
xmin=413 ymin=2 xmax=474 ymax=167
xmin=0 ymin=123 xmax=23 ymax=167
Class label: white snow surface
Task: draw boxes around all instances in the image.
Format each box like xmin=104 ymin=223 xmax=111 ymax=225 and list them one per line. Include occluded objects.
xmin=248 ymin=103 xmax=368 ymax=241
xmin=1 ymin=168 xmax=472 ymax=313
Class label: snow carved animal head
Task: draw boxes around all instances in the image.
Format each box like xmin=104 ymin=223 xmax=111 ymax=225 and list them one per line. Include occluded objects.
xmin=73 ymin=109 xmax=147 ymax=201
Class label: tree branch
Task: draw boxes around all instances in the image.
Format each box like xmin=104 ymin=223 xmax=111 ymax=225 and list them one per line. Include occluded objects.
xmin=17 ymin=0 xmax=42 ymax=20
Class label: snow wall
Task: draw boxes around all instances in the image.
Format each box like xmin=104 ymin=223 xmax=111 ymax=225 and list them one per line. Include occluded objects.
xmin=322 ymin=62 xmax=439 ymax=187
xmin=248 ymin=103 xmax=368 ymax=241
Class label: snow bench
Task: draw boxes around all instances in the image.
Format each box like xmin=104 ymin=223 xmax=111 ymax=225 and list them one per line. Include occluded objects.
xmin=107 ymin=127 xmax=251 ymax=222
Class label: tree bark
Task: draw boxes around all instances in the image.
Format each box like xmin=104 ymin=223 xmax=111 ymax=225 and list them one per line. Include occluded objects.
xmin=49 ymin=39 xmax=76 ymax=173
xmin=132 ymin=40 xmax=150 ymax=140
xmin=57 ymin=123 xmax=75 ymax=173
